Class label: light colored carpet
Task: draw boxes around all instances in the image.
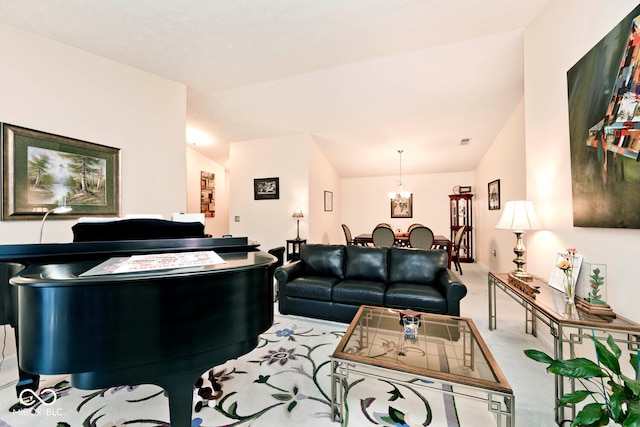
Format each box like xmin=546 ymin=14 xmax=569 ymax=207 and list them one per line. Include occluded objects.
xmin=0 ymin=263 xmax=558 ymax=426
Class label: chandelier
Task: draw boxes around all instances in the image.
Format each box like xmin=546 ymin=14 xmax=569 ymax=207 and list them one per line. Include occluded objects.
xmin=388 ymin=149 xmax=411 ymax=200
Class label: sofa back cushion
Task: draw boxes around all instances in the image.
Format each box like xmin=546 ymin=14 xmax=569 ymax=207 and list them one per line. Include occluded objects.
xmin=389 ymin=248 xmax=448 ymax=284
xmin=300 ymin=244 xmax=345 ymax=279
xmin=345 ymin=245 xmax=388 ymax=283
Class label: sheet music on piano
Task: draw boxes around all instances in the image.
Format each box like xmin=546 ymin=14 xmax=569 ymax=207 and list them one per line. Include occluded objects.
xmin=80 ymin=250 xmax=226 ymax=276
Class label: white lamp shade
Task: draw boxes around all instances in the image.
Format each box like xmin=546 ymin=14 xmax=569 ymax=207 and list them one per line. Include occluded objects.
xmin=495 ymin=200 xmax=543 ymax=231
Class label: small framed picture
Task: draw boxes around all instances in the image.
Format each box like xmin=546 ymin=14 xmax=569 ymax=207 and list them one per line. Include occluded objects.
xmin=459 ymin=185 xmax=472 ymax=193
xmin=391 ymin=194 xmax=413 ymax=218
xmin=324 ymin=191 xmax=333 ymax=211
xmin=488 ymin=179 xmax=500 ymax=210
xmin=253 ymin=177 xmax=279 ymax=200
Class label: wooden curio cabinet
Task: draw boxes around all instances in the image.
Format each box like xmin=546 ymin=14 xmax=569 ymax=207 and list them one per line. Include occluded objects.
xmin=449 ymin=194 xmax=474 ymax=263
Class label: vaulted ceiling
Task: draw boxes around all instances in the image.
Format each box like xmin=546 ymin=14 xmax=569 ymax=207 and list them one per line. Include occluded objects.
xmin=0 ymin=0 xmax=551 ymax=177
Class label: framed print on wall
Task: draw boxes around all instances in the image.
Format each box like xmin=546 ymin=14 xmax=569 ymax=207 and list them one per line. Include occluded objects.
xmin=488 ymin=179 xmax=500 ymax=210
xmin=1 ymin=123 xmax=121 ymax=220
xmin=391 ymin=194 xmax=413 ymax=218
xmin=324 ymin=191 xmax=333 ymax=211
xmin=253 ymin=177 xmax=279 ymax=200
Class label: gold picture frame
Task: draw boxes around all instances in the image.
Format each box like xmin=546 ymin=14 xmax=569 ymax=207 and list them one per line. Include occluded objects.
xmin=1 ymin=123 xmax=121 ymax=220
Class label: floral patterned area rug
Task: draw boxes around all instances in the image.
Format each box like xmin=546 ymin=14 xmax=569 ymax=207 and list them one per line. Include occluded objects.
xmin=0 ymin=315 xmax=496 ymax=427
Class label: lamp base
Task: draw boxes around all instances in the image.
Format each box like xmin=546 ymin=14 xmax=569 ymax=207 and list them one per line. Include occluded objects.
xmin=509 ymin=270 xmax=533 ymax=282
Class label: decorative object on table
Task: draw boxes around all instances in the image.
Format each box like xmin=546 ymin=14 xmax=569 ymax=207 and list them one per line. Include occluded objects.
xmin=575 ymin=296 xmax=616 ymax=320
xmin=398 ymin=309 xmax=422 ymax=339
xmin=459 ymin=186 xmax=472 ymax=193
xmin=292 ymin=207 xmax=304 ymax=240
xmin=39 ymin=205 xmax=73 ymax=243
xmin=549 ymin=249 xmax=583 ymax=303
xmin=1 ymin=123 xmax=120 ymax=220
xmin=253 ymin=177 xmax=279 ymax=200
xmin=586 ymin=263 xmax=607 ymax=304
xmin=449 ymin=193 xmax=474 ymax=263
xmin=495 ymin=200 xmax=543 ymax=281
xmin=324 ymin=190 xmax=333 ymax=212
xmin=488 ymin=179 xmax=500 ymax=210
xmin=567 ymin=5 xmax=640 ymax=229
xmin=524 ymin=334 xmax=640 ymax=427
xmin=200 ymin=171 xmax=215 ymax=217
xmin=507 ymin=274 xmax=540 ymax=299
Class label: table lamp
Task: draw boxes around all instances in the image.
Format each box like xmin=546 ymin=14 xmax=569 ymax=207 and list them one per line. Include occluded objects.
xmin=39 ymin=205 xmax=73 ymax=243
xmin=292 ymin=207 xmax=304 ymax=240
xmin=495 ymin=200 xmax=543 ymax=281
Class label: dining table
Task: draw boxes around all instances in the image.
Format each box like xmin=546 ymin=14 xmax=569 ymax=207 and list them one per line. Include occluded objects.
xmin=352 ymin=233 xmax=452 ymax=269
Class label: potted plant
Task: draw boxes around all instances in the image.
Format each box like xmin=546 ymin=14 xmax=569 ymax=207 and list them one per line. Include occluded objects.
xmin=524 ymin=334 xmax=640 ymax=426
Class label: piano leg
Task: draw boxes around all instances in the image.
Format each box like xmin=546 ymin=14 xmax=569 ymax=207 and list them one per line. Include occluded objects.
xmin=166 ymin=384 xmax=195 ymax=427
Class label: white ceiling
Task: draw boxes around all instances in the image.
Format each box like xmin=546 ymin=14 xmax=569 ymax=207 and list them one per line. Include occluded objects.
xmin=0 ymin=0 xmax=551 ymax=177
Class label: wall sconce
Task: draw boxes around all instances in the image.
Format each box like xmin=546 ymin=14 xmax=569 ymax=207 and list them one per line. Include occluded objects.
xmin=495 ymin=200 xmax=543 ymax=281
xmin=39 ymin=206 xmax=72 ymax=243
xmin=292 ymin=207 xmax=304 ymax=240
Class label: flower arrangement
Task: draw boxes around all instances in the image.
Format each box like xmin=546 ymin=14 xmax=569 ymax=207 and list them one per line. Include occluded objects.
xmin=557 ymin=248 xmax=578 ymax=303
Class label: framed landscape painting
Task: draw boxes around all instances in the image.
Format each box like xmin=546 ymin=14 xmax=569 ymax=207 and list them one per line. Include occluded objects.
xmin=1 ymin=124 xmax=121 ymax=220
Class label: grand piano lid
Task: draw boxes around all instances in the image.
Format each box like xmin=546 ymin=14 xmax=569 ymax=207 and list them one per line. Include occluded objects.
xmin=10 ymin=250 xmax=276 ymax=287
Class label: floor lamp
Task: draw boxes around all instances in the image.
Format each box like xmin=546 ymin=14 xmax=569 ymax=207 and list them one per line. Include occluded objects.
xmin=495 ymin=200 xmax=543 ymax=281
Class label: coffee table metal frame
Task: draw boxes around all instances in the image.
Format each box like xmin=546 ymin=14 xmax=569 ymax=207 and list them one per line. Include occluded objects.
xmin=330 ymin=305 xmax=514 ymax=427
xmin=488 ymin=272 xmax=640 ymax=425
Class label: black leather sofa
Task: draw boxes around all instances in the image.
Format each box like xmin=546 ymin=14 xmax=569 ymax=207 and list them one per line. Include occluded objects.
xmin=275 ymin=244 xmax=467 ymax=323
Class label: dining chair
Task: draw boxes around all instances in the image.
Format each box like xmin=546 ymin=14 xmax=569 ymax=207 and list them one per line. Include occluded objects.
xmin=407 ymin=223 xmax=424 ymax=234
xmin=451 ymin=226 xmax=466 ymax=274
xmin=375 ymin=223 xmax=392 ymax=229
xmin=372 ymin=226 xmax=396 ymax=247
xmin=408 ymin=226 xmax=434 ymax=250
xmin=341 ymin=224 xmax=355 ymax=245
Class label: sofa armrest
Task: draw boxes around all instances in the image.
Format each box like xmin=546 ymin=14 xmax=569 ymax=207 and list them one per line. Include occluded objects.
xmin=435 ymin=269 xmax=468 ymax=316
xmin=274 ymin=260 xmax=304 ymax=285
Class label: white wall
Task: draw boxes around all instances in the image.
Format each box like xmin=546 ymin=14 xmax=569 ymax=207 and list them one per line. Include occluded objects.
xmin=0 ymin=25 xmax=187 ymax=364
xmin=229 ymin=134 xmax=309 ymax=252
xmin=523 ymin=1 xmax=640 ymax=322
xmin=0 ymin=25 xmax=187 ymax=244
xmin=475 ymin=99 xmax=527 ymax=272
xmin=186 ymin=146 xmax=229 ymax=237
xmin=308 ymin=137 xmax=341 ymax=244
xmin=341 ymin=171 xmax=475 ymax=241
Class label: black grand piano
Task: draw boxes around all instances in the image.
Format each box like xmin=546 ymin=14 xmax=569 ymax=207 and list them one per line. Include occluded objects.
xmin=0 ymin=223 xmax=275 ymax=427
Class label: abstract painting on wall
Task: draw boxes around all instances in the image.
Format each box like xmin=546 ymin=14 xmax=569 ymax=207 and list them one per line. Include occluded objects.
xmin=567 ymin=4 xmax=640 ymax=228
xmin=201 ymin=171 xmax=215 ymax=217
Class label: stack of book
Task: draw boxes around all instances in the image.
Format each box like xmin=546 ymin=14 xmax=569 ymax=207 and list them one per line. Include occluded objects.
xmin=576 ymin=296 xmax=616 ymax=320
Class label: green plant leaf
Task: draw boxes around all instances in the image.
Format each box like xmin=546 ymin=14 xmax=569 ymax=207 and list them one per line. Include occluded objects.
xmin=622 ymin=374 xmax=640 ymax=396
xmin=589 ymin=335 xmax=621 ymax=375
xmin=631 ymin=352 xmax=638 ymax=376
xmin=610 ymin=389 xmax=624 ymax=422
xmin=557 ymin=389 xmax=593 ymax=407
xmin=572 ymin=402 xmax=607 ymax=426
xmin=606 ymin=335 xmax=622 ymax=360
xmin=524 ymin=349 xmax=554 ymax=364
xmin=548 ymin=358 xmax=606 ymax=379
xmin=624 ymin=401 xmax=640 ymax=427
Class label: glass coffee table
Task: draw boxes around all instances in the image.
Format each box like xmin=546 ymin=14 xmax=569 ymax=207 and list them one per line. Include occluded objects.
xmin=330 ymin=305 xmax=514 ymax=426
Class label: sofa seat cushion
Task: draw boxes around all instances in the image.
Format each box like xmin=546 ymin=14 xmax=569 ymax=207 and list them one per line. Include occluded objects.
xmin=286 ymin=276 xmax=340 ymax=301
xmin=384 ymin=283 xmax=447 ymax=314
xmin=333 ymin=280 xmax=386 ymax=306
